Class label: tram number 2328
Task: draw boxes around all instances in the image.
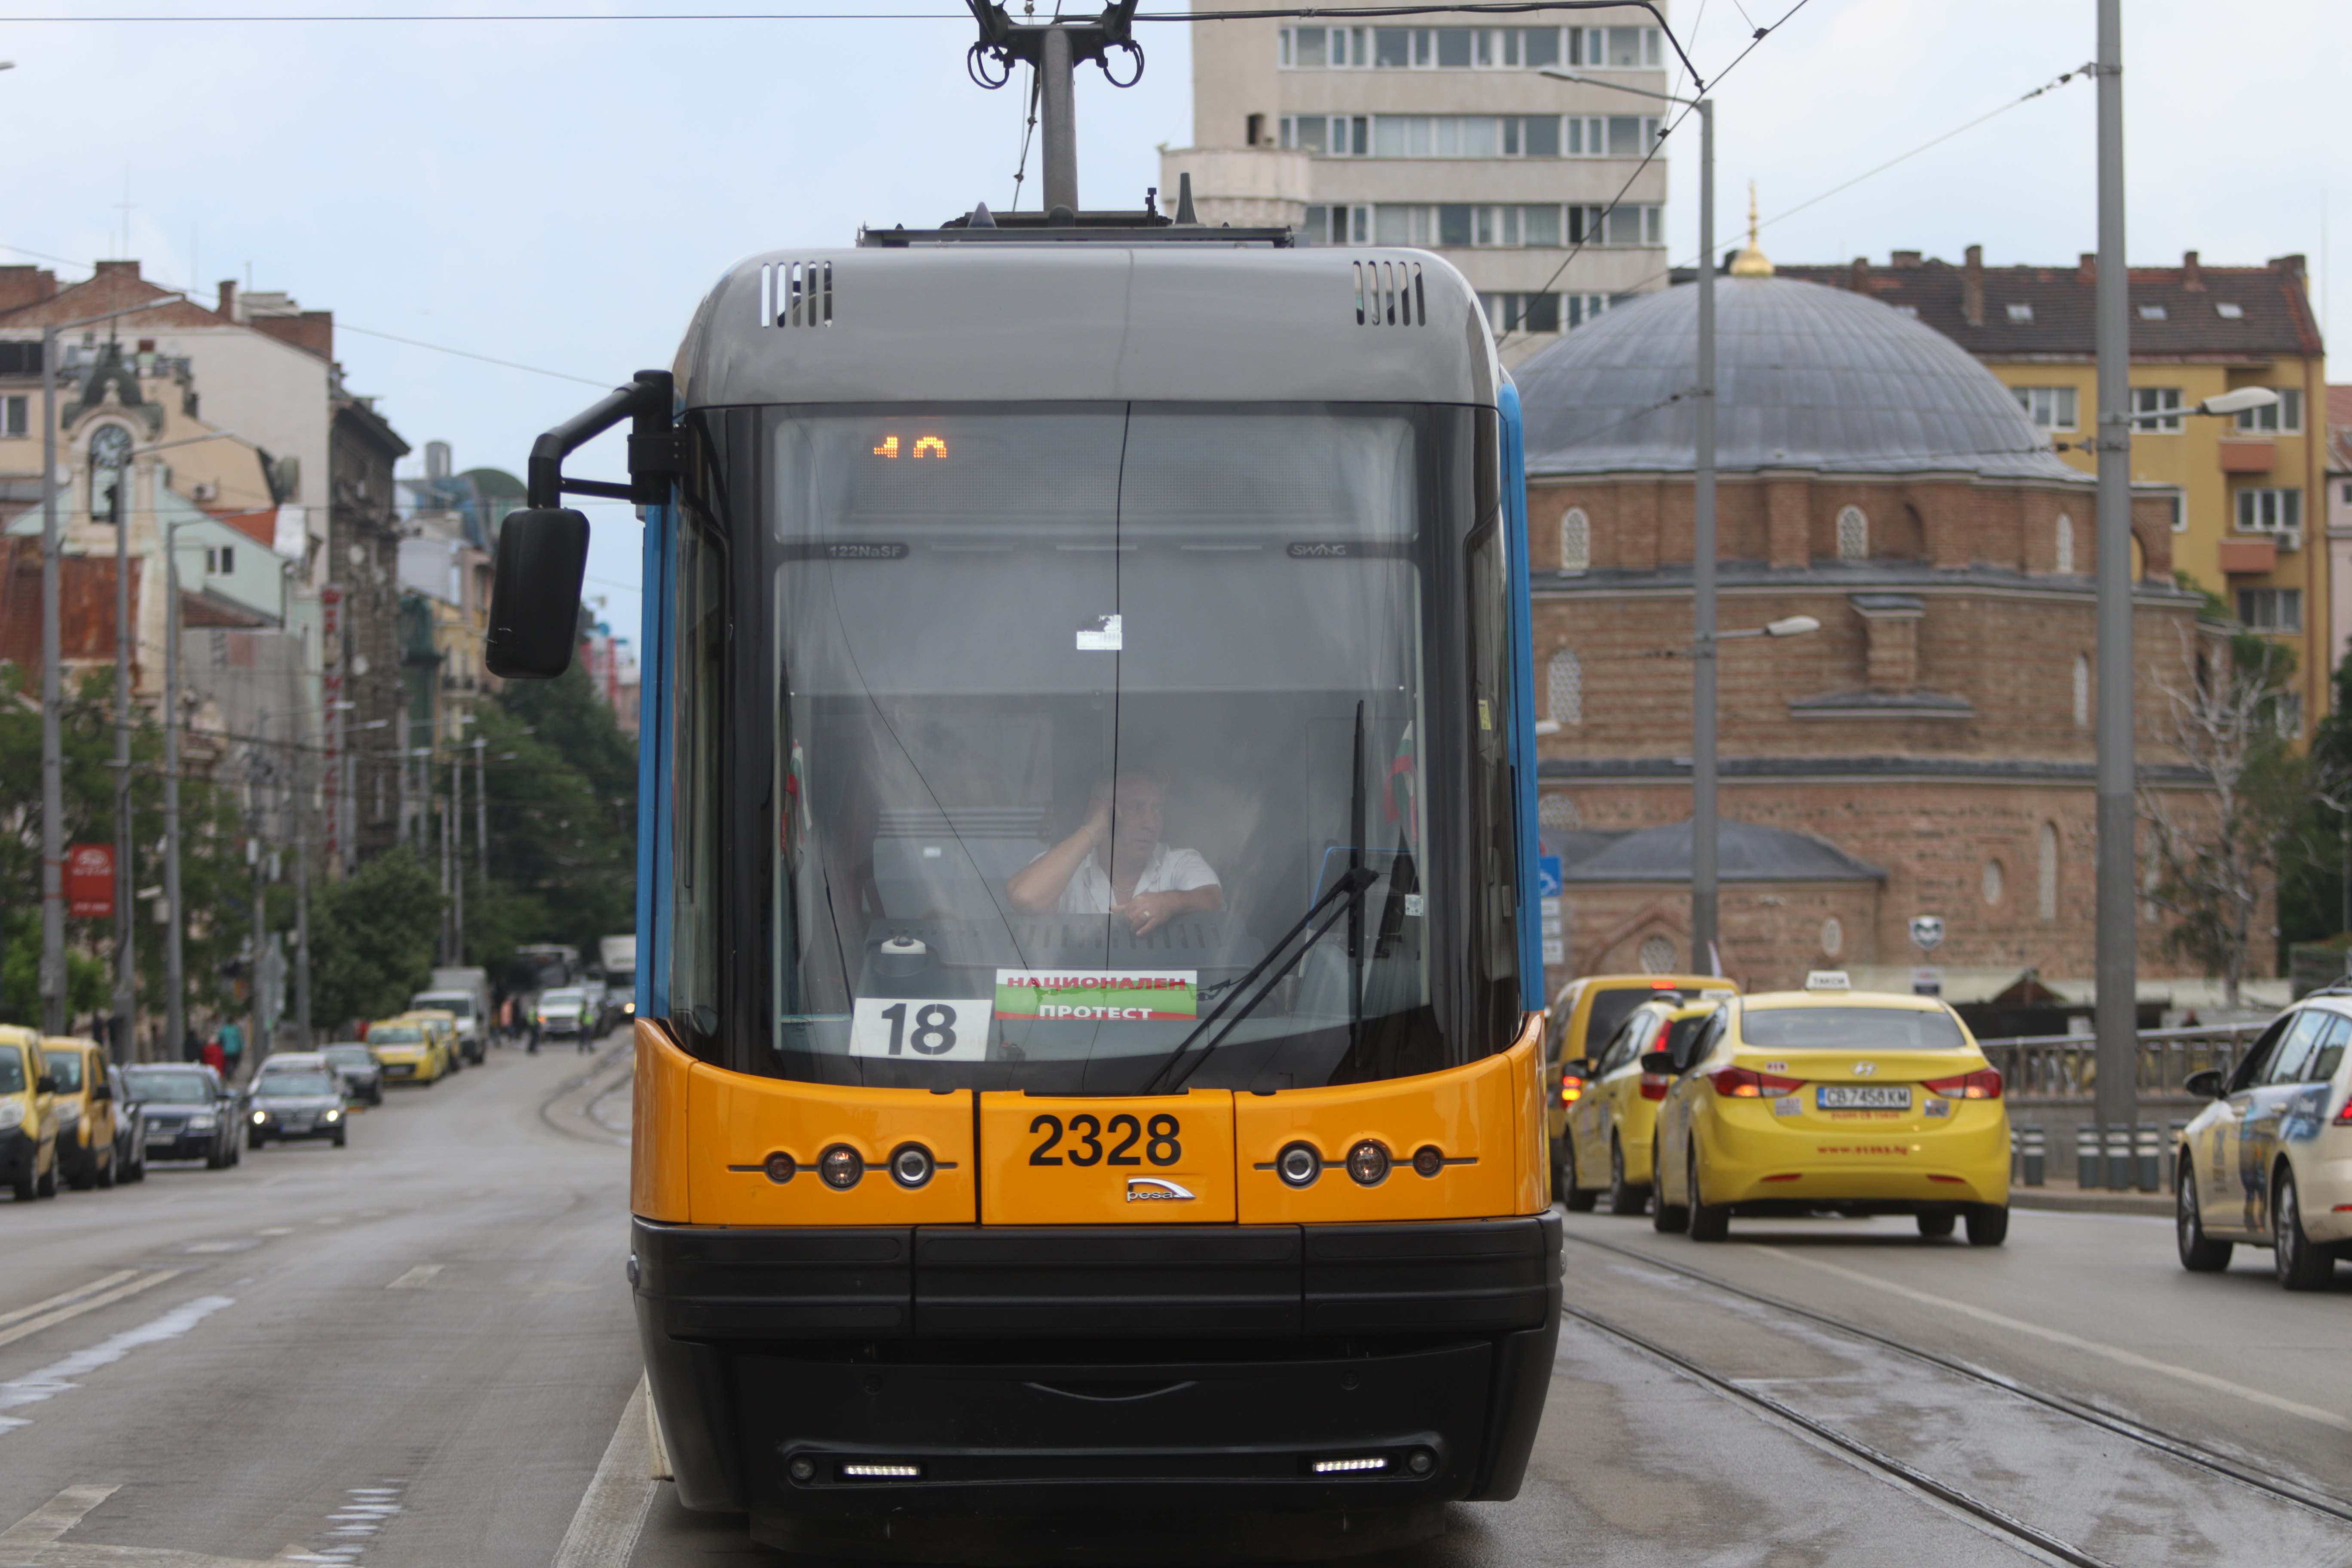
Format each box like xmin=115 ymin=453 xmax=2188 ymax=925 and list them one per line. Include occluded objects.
xmin=1029 ymin=1113 xmax=1183 ymax=1168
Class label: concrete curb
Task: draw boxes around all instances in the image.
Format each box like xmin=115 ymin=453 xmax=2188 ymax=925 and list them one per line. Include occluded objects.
xmin=2012 ymin=1187 xmax=2172 ymax=1216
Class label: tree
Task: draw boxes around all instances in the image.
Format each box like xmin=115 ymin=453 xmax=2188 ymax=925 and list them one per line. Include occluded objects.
xmin=2139 ymin=631 xmax=2304 ymax=1008
xmin=471 ymin=664 xmax=636 ymax=968
xmin=307 ymin=847 xmax=441 ymax=1031
xmin=2273 ymin=652 xmax=2352 ymax=953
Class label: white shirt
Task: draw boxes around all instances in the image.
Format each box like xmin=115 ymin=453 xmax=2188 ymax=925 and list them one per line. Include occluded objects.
xmin=1053 ymin=843 xmax=1220 ymax=915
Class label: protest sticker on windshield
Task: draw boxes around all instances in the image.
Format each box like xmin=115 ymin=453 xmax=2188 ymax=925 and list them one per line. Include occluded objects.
xmin=995 ymin=970 xmax=1198 ymax=1023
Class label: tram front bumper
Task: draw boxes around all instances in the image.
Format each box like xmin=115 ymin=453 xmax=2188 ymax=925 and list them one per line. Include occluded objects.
xmin=630 ymin=1212 xmax=1560 ymax=1543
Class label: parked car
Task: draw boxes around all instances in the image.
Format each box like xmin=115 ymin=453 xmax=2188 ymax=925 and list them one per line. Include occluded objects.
xmin=400 ymin=1011 xmax=464 ymax=1075
xmin=2176 ymin=991 xmax=2352 ymax=1289
xmin=1 ymin=1024 xmax=58 ymax=1200
xmin=1649 ymin=974 xmax=2009 ymax=1246
xmin=410 ymin=989 xmax=487 ymax=1063
xmin=40 ymin=1037 xmax=119 ymax=1190
xmin=122 ymin=1063 xmax=243 ymax=1169
xmin=1545 ymin=973 xmax=1740 ymax=1201
xmin=106 ymin=1063 xmax=147 ymax=1184
xmin=246 ymin=1060 xmax=349 ymax=1149
xmin=319 ymin=1043 xmax=384 ymax=1106
xmin=1559 ymin=998 xmax=1716 ymax=1215
xmin=367 ymin=1018 xmax=451 ymax=1085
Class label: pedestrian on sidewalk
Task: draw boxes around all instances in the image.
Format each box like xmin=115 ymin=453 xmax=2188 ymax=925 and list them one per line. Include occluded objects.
xmin=201 ymin=1033 xmax=226 ymax=1078
xmin=219 ymin=1019 xmax=245 ymax=1084
xmin=182 ymin=1027 xmax=203 ymax=1064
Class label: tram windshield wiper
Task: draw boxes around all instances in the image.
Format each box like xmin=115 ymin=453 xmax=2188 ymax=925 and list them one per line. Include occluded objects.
xmin=1137 ymin=864 xmax=1380 ymax=1096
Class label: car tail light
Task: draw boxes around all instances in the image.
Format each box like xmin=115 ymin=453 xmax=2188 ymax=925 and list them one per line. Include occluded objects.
xmin=1711 ymin=1065 xmax=1804 ymax=1099
xmin=1924 ymin=1068 xmax=2003 ymax=1101
xmin=2334 ymin=1096 xmax=2352 ymax=1126
xmin=1639 ymin=1073 xmax=1669 ymax=1101
xmin=1560 ymin=1069 xmax=1586 ymax=1106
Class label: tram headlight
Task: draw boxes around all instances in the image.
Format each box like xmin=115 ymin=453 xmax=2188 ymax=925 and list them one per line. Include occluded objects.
xmin=1277 ymin=1142 xmax=1322 ymax=1188
xmin=1346 ymin=1139 xmax=1391 ymax=1187
xmin=819 ymin=1144 xmax=864 ymax=1190
xmin=889 ymin=1143 xmax=934 ymax=1189
xmin=1411 ymin=1145 xmax=1445 ymax=1179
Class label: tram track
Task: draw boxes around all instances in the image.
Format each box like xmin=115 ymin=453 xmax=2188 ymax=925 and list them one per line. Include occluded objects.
xmin=1561 ymin=1227 xmax=2352 ymax=1530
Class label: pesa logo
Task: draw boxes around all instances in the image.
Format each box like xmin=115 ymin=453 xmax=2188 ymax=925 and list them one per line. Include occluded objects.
xmin=1126 ymin=1177 xmax=1195 ymax=1203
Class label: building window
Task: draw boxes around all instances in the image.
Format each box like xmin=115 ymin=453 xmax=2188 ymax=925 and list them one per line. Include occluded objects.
xmin=2006 ymin=303 xmax=2034 ymax=322
xmin=1547 ymin=648 xmax=1583 ymax=725
xmin=204 ymin=545 xmax=236 ymax=576
xmin=2234 ymin=389 xmax=2303 ymax=434
xmin=2012 ymin=386 xmax=2077 ymax=430
xmin=1637 ymin=934 xmax=1678 ymax=974
xmin=2131 ymin=386 xmax=2183 ymax=432
xmin=2234 ymin=487 xmax=2302 ymax=535
xmin=2137 ymin=303 xmax=2167 ymax=321
xmin=2271 ymin=690 xmax=2305 ymax=739
xmin=2055 ymin=514 xmax=2076 ymax=574
xmin=1568 ymin=203 xmax=1663 ymax=246
xmin=1379 ymin=204 xmax=1569 ymax=248
xmin=1835 ymin=506 xmax=1868 ymax=561
xmin=1 ymin=395 xmax=25 ymax=438
xmin=2215 ymin=301 xmax=2244 ymax=318
xmin=1283 ymin=24 xmax=1576 ymax=70
xmin=1298 ymin=205 xmax=1371 ymax=246
xmin=1564 ymin=115 xmax=1660 ymax=157
xmin=1482 ymin=293 xmax=1565 ymax=334
xmin=1539 ymin=793 xmax=1580 ymax=830
xmin=1559 ymin=507 xmax=1589 ymax=573
xmin=2037 ymin=822 xmax=2059 ymax=921
xmin=1572 ymin=26 xmax=1663 ymax=68
xmin=1820 ymin=916 xmax=1843 ymax=958
xmin=2071 ymin=653 xmax=2089 ymax=728
xmin=1982 ymin=859 xmax=2005 ymax=906
xmin=2236 ymin=588 xmax=2302 ymax=633
xmin=1354 ymin=114 xmax=1605 ymax=159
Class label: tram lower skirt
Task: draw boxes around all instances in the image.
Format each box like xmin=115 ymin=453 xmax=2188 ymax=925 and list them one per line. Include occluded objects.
xmin=731 ymin=1337 xmax=1505 ymax=1562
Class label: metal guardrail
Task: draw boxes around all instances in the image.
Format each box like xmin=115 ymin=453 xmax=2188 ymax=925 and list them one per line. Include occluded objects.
xmin=1976 ymin=1024 xmax=2267 ymax=1099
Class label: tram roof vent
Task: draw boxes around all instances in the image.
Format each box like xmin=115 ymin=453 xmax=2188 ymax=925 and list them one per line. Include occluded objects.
xmin=1352 ymin=259 xmax=1426 ymax=328
xmin=762 ymin=260 xmax=834 ymax=328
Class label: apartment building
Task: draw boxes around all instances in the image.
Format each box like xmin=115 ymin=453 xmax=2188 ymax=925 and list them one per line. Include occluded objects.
xmin=1164 ymin=3 xmax=1672 ymax=362
xmin=1780 ymin=248 xmax=2332 ymax=735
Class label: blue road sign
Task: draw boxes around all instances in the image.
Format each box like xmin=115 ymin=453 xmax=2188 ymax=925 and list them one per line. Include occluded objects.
xmin=1537 ymin=855 xmax=1562 ymax=900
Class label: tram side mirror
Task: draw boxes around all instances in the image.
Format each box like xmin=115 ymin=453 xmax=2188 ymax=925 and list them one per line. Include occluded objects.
xmin=486 ymin=508 xmax=592 ymax=679
xmin=1638 ymin=1050 xmax=1675 ymax=1076
xmin=2183 ymin=1069 xmax=2223 ymax=1100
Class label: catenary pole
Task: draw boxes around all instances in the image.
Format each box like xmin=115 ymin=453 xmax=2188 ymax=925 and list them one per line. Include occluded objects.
xmin=2091 ymin=0 xmax=2138 ymax=1174
xmin=1691 ymin=97 xmax=1718 ymax=974
xmin=112 ymin=420 xmax=136 ymax=1061
xmin=1039 ymin=24 xmax=1078 ymax=215
xmin=162 ymin=523 xmax=186 ymax=1060
xmin=37 ymin=322 xmax=64 ymax=1035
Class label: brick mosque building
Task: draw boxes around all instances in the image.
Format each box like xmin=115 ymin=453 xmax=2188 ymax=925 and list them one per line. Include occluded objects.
xmin=1514 ymin=252 xmax=2224 ymax=1001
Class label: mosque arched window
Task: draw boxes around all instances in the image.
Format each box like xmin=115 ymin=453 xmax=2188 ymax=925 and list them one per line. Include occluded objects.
xmin=2055 ymin=514 xmax=2076 ymax=574
xmin=1559 ymin=507 xmax=1590 ymax=574
xmin=1539 ymin=793 xmax=1581 ymax=830
xmin=1835 ymin=505 xmax=1868 ymax=561
xmin=1547 ymin=648 xmax=1583 ymax=726
xmin=1638 ymin=934 xmax=1678 ymax=974
xmin=2072 ymin=654 xmax=2090 ymax=728
xmin=2038 ymin=821 xmax=2061 ymax=921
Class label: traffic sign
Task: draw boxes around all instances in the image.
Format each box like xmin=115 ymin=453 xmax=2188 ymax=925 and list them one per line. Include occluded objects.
xmin=1537 ymin=855 xmax=1562 ymax=900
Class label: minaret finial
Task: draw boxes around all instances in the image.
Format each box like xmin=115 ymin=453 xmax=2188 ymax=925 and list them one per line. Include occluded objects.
xmin=1729 ymin=180 xmax=1774 ymax=277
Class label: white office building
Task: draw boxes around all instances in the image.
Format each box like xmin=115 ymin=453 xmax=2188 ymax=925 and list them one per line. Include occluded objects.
xmin=1164 ymin=3 xmax=1673 ymax=364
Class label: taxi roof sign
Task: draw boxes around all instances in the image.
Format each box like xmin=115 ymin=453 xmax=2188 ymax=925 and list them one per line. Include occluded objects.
xmin=1804 ymin=970 xmax=1851 ymax=991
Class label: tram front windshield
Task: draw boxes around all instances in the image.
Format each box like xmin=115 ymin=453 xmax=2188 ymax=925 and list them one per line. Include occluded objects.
xmin=673 ymin=403 xmax=1520 ymax=1093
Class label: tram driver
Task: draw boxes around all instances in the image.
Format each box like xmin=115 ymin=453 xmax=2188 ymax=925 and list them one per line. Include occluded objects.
xmin=1005 ymin=767 xmax=1223 ymax=936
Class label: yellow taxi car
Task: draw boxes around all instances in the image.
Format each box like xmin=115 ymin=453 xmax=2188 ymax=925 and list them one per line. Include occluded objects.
xmin=1649 ymin=974 xmax=2009 ymax=1245
xmin=1545 ymin=973 xmax=1738 ymax=1200
xmin=1560 ymin=999 xmax=1717 ymax=1215
xmin=41 ymin=1037 xmax=119 ymax=1190
xmin=398 ymin=1010 xmax=463 ymax=1076
xmin=367 ymin=1017 xmax=452 ymax=1086
xmin=1 ymin=1024 xmax=58 ymax=1201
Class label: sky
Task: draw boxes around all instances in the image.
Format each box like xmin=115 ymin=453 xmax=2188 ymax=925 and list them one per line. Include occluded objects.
xmin=1 ymin=0 xmax=2344 ymax=642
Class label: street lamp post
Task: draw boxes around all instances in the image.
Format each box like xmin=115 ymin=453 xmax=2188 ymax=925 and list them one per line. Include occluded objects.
xmin=1543 ymin=69 xmax=1719 ymax=969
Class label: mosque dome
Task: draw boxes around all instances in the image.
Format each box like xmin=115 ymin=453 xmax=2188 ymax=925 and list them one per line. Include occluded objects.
xmin=1514 ymin=275 xmax=2089 ymax=485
